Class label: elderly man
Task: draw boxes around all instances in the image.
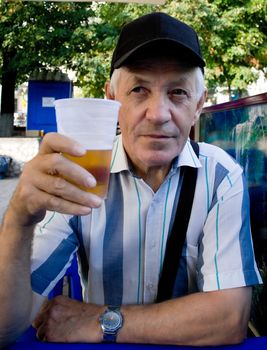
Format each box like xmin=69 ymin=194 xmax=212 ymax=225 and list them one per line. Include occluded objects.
xmin=0 ymin=12 xmax=261 ymax=347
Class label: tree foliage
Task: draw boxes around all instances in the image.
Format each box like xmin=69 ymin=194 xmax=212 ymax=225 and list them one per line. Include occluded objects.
xmin=0 ymin=0 xmax=266 ymax=135
xmin=204 ymin=0 xmax=266 ymax=99
xmin=0 ymin=0 xmax=95 ymax=86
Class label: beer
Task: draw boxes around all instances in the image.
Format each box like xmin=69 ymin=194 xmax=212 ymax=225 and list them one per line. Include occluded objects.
xmin=54 ymin=98 xmax=120 ymax=198
xmin=63 ymin=149 xmax=112 ymax=198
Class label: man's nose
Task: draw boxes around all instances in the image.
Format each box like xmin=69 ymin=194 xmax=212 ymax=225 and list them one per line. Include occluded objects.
xmin=145 ymin=94 xmax=172 ymax=124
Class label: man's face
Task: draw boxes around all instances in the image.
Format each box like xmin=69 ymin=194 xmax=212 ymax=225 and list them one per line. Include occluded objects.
xmin=108 ymin=61 xmax=205 ymax=174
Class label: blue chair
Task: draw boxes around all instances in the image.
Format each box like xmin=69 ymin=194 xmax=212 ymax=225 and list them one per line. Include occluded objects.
xmin=48 ymin=254 xmax=82 ymax=301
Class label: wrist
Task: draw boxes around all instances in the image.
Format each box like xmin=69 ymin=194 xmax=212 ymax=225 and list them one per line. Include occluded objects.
xmin=6 ymin=193 xmax=46 ymax=229
xmin=1 ymin=207 xmax=35 ymax=234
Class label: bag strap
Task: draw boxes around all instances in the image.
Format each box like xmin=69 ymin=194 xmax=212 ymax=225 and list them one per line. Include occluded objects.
xmin=156 ymin=140 xmax=199 ymax=302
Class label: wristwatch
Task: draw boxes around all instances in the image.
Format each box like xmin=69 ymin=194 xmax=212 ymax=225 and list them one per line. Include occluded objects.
xmin=99 ymin=306 xmax=123 ymax=342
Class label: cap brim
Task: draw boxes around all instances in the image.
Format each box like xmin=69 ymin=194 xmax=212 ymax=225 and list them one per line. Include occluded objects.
xmin=113 ymin=38 xmax=205 ymax=70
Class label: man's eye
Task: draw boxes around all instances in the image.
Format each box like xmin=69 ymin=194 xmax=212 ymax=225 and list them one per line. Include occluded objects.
xmin=131 ymin=86 xmax=145 ymax=93
xmin=172 ymin=88 xmax=188 ymax=96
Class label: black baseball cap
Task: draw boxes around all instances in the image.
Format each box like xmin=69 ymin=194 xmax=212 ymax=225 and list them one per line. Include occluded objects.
xmin=110 ymin=12 xmax=205 ymax=77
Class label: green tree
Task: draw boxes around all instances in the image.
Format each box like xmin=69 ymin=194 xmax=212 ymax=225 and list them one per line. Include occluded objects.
xmin=0 ymin=0 xmax=95 ymax=136
xmin=163 ymin=0 xmax=267 ymax=100
xmin=205 ymin=0 xmax=266 ymax=100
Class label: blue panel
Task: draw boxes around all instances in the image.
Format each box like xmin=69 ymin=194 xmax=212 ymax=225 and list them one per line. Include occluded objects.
xmin=200 ymin=98 xmax=267 ymax=238
xmin=27 ymin=80 xmax=72 ymax=133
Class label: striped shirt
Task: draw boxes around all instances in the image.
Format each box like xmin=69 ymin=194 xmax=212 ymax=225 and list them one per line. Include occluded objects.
xmin=31 ymin=135 xmax=262 ymax=305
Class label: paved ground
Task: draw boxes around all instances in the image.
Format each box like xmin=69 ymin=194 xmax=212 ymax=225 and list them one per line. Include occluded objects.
xmin=0 ymin=177 xmax=19 ymax=222
xmin=0 ymin=137 xmax=39 ymax=223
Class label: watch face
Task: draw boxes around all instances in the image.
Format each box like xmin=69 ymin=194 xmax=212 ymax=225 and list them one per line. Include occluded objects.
xmin=102 ymin=310 xmax=121 ymax=331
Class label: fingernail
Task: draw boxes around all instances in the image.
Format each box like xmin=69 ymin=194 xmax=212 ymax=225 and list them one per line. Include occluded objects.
xmin=74 ymin=144 xmax=86 ymax=155
xmin=80 ymin=207 xmax=92 ymax=215
xmin=87 ymin=175 xmax=96 ymax=188
xmin=93 ymin=196 xmax=103 ymax=207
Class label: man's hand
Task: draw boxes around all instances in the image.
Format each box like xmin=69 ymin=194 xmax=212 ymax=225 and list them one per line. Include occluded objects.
xmin=7 ymin=132 xmax=103 ymax=227
xmin=33 ymin=296 xmax=104 ymax=343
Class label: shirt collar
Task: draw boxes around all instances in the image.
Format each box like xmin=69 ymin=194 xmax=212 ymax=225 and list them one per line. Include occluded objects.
xmin=176 ymin=139 xmax=202 ymax=169
xmin=110 ymin=135 xmax=202 ymax=174
xmin=110 ymin=134 xmax=130 ymax=173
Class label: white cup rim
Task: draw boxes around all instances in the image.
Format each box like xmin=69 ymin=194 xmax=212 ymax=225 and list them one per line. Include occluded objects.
xmin=54 ymin=98 xmax=121 ymax=108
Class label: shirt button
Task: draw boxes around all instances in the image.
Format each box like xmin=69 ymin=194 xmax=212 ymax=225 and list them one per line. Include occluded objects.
xmin=147 ymin=283 xmax=154 ymax=290
xmin=151 ymin=240 xmax=156 ymax=248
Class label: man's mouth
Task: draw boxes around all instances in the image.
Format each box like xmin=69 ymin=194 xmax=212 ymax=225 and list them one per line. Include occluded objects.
xmin=143 ymin=134 xmax=173 ymax=139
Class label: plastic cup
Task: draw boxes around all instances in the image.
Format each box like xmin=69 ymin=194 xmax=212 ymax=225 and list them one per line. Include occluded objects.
xmin=54 ymin=98 xmax=121 ymax=198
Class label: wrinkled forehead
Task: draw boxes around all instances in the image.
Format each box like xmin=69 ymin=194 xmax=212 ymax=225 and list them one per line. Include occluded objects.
xmin=109 ymin=56 xmax=201 ymax=96
xmin=115 ymin=64 xmax=198 ymax=96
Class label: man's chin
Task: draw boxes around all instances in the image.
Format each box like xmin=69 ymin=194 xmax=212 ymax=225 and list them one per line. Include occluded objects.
xmin=140 ymin=152 xmax=178 ymax=168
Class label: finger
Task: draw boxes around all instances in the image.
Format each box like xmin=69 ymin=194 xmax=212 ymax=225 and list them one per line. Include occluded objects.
xmin=35 ymin=322 xmax=48 ymax=342
xmin=33 ymin=172 xmax=102 ymax=208
xmin=32 ymin=299 xmax=51 ymax=329
xmin=37 ymin=153 xmax=97 ymax=190
xmin=39 ymin=132 xmax=86 ymax=157
xmin=28 ymin=187 xmax=94 ymax=216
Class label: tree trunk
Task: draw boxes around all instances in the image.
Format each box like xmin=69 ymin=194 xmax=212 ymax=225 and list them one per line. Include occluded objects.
xmin=227 ymin=81 xmax=232 ymax=101
xmin=0 ymin=113 xmax=15 ymax=137
xmin=0 ymin=52 xmax=17 ymax=137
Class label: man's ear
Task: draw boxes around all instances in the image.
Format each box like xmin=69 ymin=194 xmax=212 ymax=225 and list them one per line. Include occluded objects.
xmin=192 ymin=89 xmax=207 ymax=125
xmin=104 ymin=81 xmax=114 ymax=100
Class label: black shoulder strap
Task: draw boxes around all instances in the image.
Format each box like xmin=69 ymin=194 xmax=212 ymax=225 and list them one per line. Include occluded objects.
xmin=156 ymin=140 xmax=199 ymax=302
